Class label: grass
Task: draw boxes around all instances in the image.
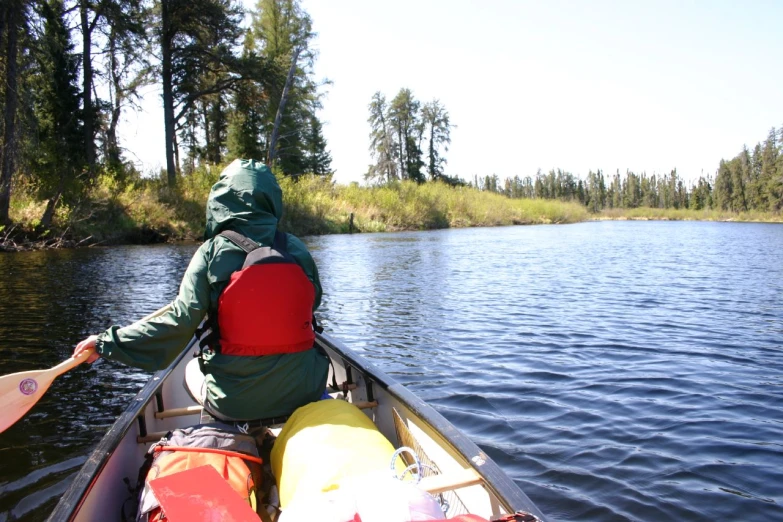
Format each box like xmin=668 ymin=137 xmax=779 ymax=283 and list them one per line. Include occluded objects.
xmin=3 ymin=165 xmax=781 ymax=249
xmin=597 ymin=206 xmax=783 ymax=223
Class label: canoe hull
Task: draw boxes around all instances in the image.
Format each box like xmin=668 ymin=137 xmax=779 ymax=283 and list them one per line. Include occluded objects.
xmin=49 ymin=333 xmax=545 ymax=521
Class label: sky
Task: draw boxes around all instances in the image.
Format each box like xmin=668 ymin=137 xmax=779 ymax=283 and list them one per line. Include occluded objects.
xmin=122 ymin=0 xmax=783 ymax=186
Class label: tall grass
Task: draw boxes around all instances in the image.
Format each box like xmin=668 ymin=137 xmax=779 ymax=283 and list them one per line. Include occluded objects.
xmin=4 ymin=166 xmax=780 ymax=249
xmin=278 ymin=177 xmax=590 ymax=234
xmin=598 ymin=206 xmax=783 ymax=223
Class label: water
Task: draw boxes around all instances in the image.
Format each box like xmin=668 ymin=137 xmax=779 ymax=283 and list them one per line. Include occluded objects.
xmin=1 ymin=221 xmax=782 ymax=521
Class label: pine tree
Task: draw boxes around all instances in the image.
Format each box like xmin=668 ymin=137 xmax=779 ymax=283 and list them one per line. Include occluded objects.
xmin=0 ymin=0 xmax=29 ymax=224
xmin=714 ymin=160 xmax=733 ymax=211
xmin=760 ymin=127 xmax=780 ymax=211
xmin=774 ymin=126 xmax=783 ymax=211
xmin=366 ymin=92 xmax=397 ymax=184
xmin=421 ymin=99 xmax=453 ymax=181
xmin=302 ymin=113 xmax=331 ymax=175
xmin=388 ymin=88 xmax=424 ymax=183
xmin=252 ymin=0 xmax=320 ymax=175
xmin=158 ymin=0 xmax=245 ymax=185
xmin=32 ymin=0 xmax=86 ymax=227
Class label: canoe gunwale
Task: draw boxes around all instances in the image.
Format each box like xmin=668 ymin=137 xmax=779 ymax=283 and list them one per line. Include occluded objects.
xmin=48 ymin=339 xmax=197 ymax=522
xmin=50 ymin=333 xmax=545 ymax=521
xmin=315 ymin=332 xmax=545 ymax=521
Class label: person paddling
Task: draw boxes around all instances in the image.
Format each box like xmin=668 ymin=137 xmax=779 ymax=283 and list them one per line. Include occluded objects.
xmin=73 ymin=159 xmax=329 ymax=423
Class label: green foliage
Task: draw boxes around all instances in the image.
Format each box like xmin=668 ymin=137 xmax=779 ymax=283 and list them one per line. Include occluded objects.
xmin=225 ymin=33 xmax=266 ymax=163
xmin=388 ymin=88 xmax=424 ymax=183
xmin=366 ymin=92 xmax=397 ymax=184
xmin=250 ymin=0 xmax=324 ymax=176
xmin=713 ymin=129 xmax=783 ymax=213
xmin=30 ymin=0 xmax=87 ymax=226
xmin=421 ymin=100 xmax=452 ymax=181
xmin=301 ymin=115 xmax=332 ymax=175
xmin=367 ymin=89 xmax=456 ymax=185
xmin=499 ymin=128 xmax=781 ymax=217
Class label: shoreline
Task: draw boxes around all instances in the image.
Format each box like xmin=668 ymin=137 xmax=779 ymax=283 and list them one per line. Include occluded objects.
xmin=3 ymin=211 xmax=781 ymax=253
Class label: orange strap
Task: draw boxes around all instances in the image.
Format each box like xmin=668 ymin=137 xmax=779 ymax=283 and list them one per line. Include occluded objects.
xmin=154 ymin=445 xmax=263 ymax=465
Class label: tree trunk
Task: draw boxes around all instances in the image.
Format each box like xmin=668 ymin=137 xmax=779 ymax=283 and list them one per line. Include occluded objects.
xmin=0 ymin=1 xmax=21 ymax=225
xmin=160 ymin=0 xmax=177 ymax=185
xmin=80 ymin=0 xmax=95 ymax=175
xmin=267 ymin=46 xmax=301 ymax=167
xmin=173 ymin=130 xmax=180 ymax=172
xmin=106 ymin=28 xmax=122 ymax=166
xmin=202 ymin=102 xmax=212 ymax=163
xmin=210 ymin=97 xmax=223 ymax=164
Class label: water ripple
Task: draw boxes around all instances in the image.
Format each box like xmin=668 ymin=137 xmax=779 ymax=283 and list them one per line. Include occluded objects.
xmin=312 ymin=222 xmax=783 ymax=521
xmin=1 ymin=223 xmax=782 ymax=521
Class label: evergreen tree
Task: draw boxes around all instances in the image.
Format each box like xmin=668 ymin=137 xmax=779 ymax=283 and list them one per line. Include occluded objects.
xmin=760 ymin=127 xmax=780 ymax=211
xmin=225 ymin=30 xmax=265 ymax=162
xmin=0 ymin=0 xmax=30 ymax=224
xmin=31 ymin=0 xmax=86 ymax=227
xmin=157 ymin=0 xmax=245 ymax=185
xmin=366 ymin=91 xmax=396 ymax=184
xmin=302 ymin=113 xmax=331 ymax=175
xmin=731 ymin=151 xmax=749 ymax=212
xmin=388 ymin=88 xmax=423 ymax=182
xmin=421 ymin=99 xmax=453 ymax=181
xmin=775 ymin=127 xmax=783 ymax=211
xmin=252 ymin=0 xmax=320 ymax=175
xmin=586 ymin=170 xmax=604 ymax=212
xmin=714 ymin=160 xmax=733 ymax=211
xmin=691 ymin=176 xmax=712 ymax=210
xmin=609 ymin=171 xmax=622 ymax=208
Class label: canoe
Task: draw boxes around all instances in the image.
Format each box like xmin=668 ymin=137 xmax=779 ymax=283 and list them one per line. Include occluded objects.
xmin=49 ymin=333 xmax=546 ymax=521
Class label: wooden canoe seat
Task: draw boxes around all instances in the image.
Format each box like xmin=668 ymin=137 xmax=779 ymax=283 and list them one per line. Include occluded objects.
xmin=418 ymin=468 xmax=484 ymax=494
xmin=154 ymin=405 xmax=203 ymax=420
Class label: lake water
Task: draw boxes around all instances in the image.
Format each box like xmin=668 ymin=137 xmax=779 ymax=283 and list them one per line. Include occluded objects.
xmin=0 ymin=221 xmax=781 ymax=521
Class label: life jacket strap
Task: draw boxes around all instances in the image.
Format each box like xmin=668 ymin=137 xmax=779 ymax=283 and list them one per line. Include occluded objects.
xmin=212 ymin=229 xmax=321 ymax=357
xmin=218 ymin=229 xmax=260 ymax=253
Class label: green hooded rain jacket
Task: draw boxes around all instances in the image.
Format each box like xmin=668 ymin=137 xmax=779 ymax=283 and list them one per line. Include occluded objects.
xmin=95 ymin=159 xmax=329 ymax=419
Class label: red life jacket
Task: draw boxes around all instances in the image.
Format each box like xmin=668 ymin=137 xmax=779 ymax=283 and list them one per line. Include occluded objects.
xmin=216 ymin=229 xmax=315 ymax=356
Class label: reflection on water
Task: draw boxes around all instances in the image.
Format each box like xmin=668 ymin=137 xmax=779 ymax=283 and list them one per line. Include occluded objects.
xmin=1 ymin=222 xmax=782 ymax=521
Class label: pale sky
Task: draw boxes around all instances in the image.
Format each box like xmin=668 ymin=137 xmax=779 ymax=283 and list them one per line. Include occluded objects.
xmin=122 ymin=0 xmax=783 ymax=186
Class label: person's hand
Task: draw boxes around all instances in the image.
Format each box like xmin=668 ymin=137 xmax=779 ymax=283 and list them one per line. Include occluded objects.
xmin=73 ymin=335 xmax=101 ymax=364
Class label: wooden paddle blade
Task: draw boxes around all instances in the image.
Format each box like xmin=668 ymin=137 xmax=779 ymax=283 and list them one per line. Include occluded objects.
xmin=0 ymin=368 xmax=55 ymax=433
xmin=0 ymin=348 xmax=93 ymax=433
xmin=149 ymin=465 xmax=260 ymax=522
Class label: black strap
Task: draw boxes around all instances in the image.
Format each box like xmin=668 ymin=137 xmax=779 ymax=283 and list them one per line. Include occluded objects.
xmin=312 ymin=314 xmax=324 ymax=334
xmin=219 ymin=229 xmax=289 ymax=255
xmin=272 ymin=229 xmax=288 ymax=252
xmin=219 ymin=230 xmax=260 ymax=253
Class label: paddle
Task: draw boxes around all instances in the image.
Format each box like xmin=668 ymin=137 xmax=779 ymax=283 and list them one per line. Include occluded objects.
xmin=0 ymin=303 xmax=173 ymax=434
xmin=0 ymin=347 xmax=97 ymax=433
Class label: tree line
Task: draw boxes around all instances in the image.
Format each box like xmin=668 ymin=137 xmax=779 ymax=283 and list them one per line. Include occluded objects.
xmin=364 ymin=89 xmax=781 ymax=215
xmin=473 ymin=126 xmax=783 ymax=213
xmin=0 ymin=0 xmax=331 ymax=226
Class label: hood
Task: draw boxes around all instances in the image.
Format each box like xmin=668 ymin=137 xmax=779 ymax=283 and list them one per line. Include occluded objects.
xmin=204 ymin=159 xmax=282 ymax=243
